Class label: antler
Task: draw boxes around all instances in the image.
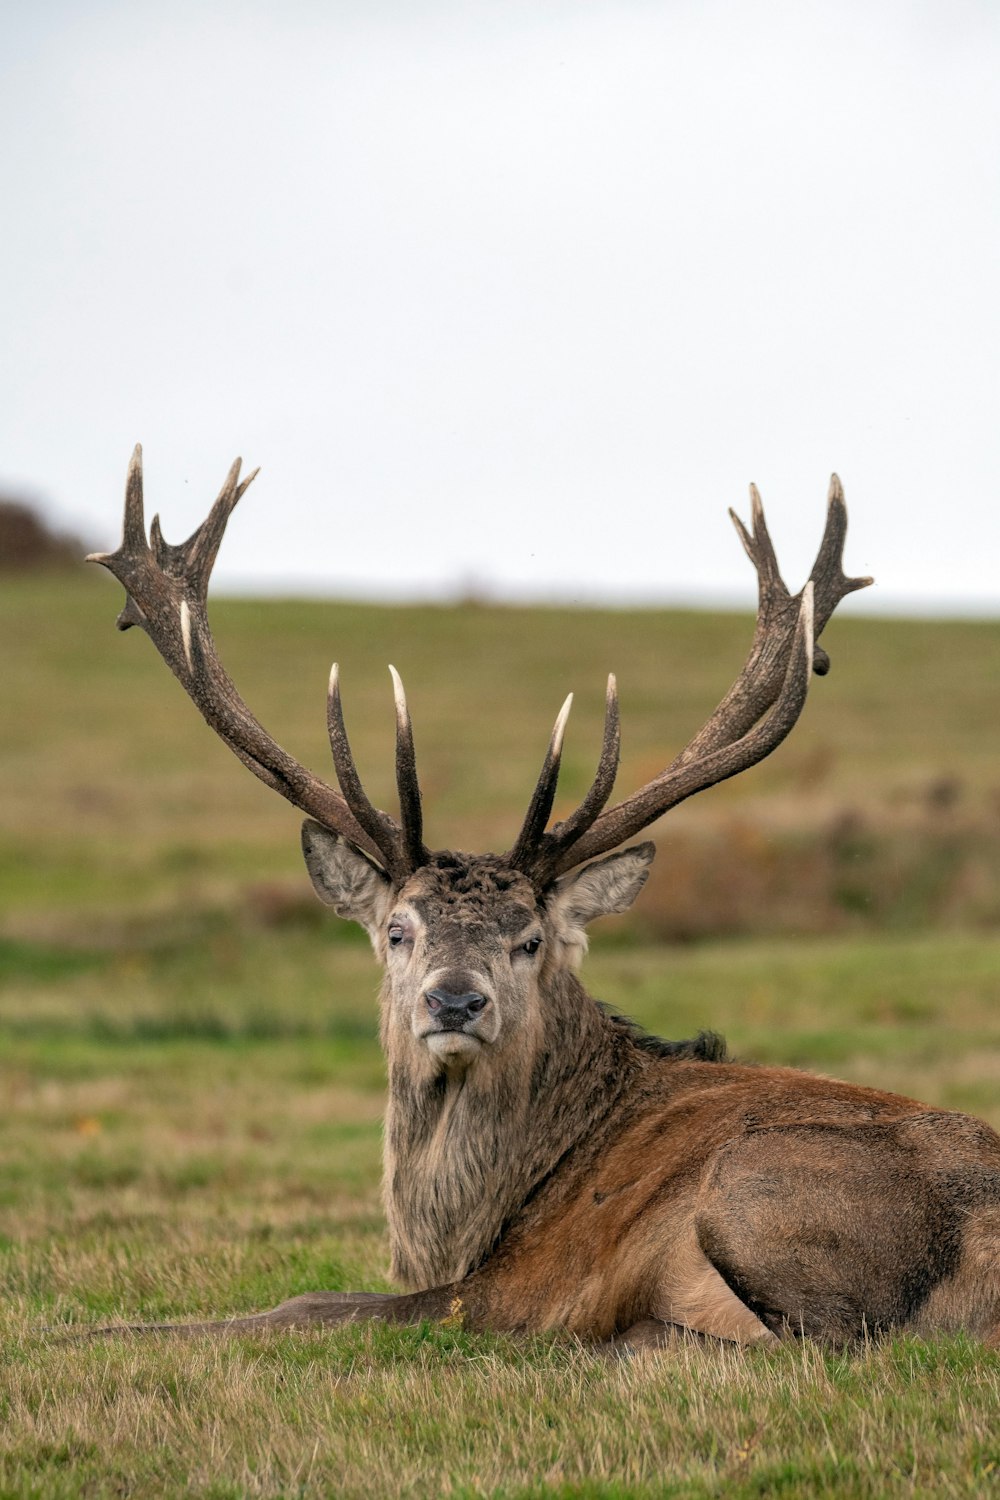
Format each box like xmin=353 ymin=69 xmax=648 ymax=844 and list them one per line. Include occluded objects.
xmin=92 ymin=453 xmax=868 ymax=889
xmin=88 ymin=446 xmax=428 ymax=884
xmin=508 ymin=676 xmax=620 ymax=874
xmin=512 ymin=476 xmax=872 ymax=881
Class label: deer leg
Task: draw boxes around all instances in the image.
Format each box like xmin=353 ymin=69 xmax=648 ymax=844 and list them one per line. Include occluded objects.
xmin=80 ymin=1285 xmax=462 ymax=1340
xmin=694 ymin=1114 xmax=1000 ymax=1345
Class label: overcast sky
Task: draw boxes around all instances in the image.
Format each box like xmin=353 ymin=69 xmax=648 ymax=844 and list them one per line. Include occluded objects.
xmin=1 ymin=0 xmax=997 ymax=612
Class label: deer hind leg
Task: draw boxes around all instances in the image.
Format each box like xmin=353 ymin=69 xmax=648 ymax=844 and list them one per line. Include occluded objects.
xmin=647 ymin=1230 xmax=780 ymax=1348
xmin=694 ymin=1114 xmax=1000 ymax=1345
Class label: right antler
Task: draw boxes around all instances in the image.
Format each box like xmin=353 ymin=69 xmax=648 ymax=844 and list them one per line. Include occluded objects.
xmin=511 ymin=476 xmax=872 ymax=881
xmin=88 ymin=446 xmax=428 ymax=885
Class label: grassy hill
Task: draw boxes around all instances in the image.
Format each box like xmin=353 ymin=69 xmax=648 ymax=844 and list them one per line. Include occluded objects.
xmin=3 ymin=567 xmax=999 ymax=934
xmin=2 ymin=567 xmax=999 ymax=1497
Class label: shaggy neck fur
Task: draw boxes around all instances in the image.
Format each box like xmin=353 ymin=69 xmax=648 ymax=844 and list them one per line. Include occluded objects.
xmin=382 ymin=967 xmax=645 ymax=1289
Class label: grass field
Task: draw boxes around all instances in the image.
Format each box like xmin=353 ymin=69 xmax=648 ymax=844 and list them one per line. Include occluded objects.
xmin=2 ymin=567 xmax=999 ymax=1497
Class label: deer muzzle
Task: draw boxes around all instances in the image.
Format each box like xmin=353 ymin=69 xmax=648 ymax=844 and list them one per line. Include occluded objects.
xmin=424 ymin=987 xmax=491 ymax=1032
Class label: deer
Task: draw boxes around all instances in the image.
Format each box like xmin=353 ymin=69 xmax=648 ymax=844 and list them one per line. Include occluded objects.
xmin=85 ymin=446 xmax=1000 ymax=1352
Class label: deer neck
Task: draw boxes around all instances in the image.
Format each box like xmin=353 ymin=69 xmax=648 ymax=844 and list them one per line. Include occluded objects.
xmin=381 ymin=970 xmax=636 ymax=1290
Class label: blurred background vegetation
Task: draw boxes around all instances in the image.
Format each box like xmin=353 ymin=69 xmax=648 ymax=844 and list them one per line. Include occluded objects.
xmin=4 ymin=508 xmax=999 ymax=950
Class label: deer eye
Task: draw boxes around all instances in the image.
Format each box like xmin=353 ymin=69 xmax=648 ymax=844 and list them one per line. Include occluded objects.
xmin=519 ymin=936 xmax=542 ymax=957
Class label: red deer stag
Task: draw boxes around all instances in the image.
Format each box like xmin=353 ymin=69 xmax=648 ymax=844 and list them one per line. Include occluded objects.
xmin=88 ymin=448 xmax=1000 ymax=1350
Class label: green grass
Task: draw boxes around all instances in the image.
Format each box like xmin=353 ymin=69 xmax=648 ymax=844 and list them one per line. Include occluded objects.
xmin=2 ymin=567 xmax=1000 ymax=1495
xmin=3 ymin=925 xmax=1000 ymax=1496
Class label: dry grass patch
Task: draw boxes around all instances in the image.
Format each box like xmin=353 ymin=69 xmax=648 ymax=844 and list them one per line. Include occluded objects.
xmin=2 ymin=1326 xmax=999 ymax=1498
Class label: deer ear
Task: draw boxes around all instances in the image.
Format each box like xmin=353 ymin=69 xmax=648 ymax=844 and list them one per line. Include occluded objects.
xmin=547 ymin=843 xmax=655 ymax=952
xmin=301 ymin=820 xmax=393 ymax=939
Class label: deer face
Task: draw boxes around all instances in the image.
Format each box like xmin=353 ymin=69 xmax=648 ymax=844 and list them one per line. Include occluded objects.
xmin=301 ymin=822 xmax=654 ymax=1072
xmin=381 ymin=857 xmax=544 ymax=1065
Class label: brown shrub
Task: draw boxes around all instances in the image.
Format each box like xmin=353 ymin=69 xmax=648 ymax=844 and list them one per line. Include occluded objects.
xmin=635 ymin=798 xmax=1000 ymax=941
xmin=0 ymin=498 xmax=88 ymax=570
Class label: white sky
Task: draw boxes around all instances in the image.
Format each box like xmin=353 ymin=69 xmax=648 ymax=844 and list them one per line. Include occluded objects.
xmin=1 ymin=0 xmax=997 ymax=612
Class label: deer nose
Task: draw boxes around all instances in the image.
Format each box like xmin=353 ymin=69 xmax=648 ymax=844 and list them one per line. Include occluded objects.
xmin=425 ymin=988 xmax=490 ymax=1027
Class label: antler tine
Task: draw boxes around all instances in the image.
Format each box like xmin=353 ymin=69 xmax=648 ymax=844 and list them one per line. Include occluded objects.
xmin=785 ymin=474 xmax=872 ymax=676
xmin=147 ymin=457 xmax=261 ymax=604
xmin=728 ymin=482 xmax=788 ymax=601
xmin=389 ymin=666 xmax=429 ymax=871
xmin=556 ymin=585 xmax=816 ymax=873
xmin=514 ymin=675 xmax=621 ymax=881
xmin=813 ymin=475 xmax=874 ymax=611
xmin=551 ymin=674 xmax=620 ymax=841
xmin=87 ymin=445 xmax=152 ymax=630
xmin=89 ymin=447 xmax=396 ymax=871
xmin=122 ymin=442 xmax=149 ymax=551
xmin=508 ymin=694 xmax=574 ymax=869
xmin=326 ymin=665 xmax=409 ymax=882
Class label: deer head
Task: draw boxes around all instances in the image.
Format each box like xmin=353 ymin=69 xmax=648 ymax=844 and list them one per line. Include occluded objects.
xmin=303 ymin=825 xmax=655 ymax=1078
xmin=89 ymin=447 xmax=871 ymax=1088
